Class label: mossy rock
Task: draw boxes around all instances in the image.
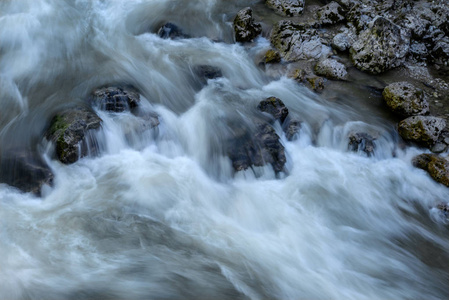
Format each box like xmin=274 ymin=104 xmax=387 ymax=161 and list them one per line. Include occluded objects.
xmin=413 ymin=154 xmax=449 ymax=187
xmin=382 ymin=82 xmax=429 ymax=117
xmin=46 ymin=107 xmax=102 ymax=164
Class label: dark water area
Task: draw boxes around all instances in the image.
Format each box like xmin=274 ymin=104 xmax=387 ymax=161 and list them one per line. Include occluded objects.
xmin=0 ymin=1 xmax=448 ymax=299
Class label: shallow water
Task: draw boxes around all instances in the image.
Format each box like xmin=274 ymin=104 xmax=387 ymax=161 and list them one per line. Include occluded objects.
xmin=0 ymin=1 xmax=448 ymax=299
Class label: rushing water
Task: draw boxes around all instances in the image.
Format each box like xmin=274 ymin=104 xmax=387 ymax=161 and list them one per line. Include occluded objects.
xmin=1 ymin=0 xmax=448 ymax=299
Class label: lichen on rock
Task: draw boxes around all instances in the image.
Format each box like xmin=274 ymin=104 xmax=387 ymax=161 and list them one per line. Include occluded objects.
xmin=233 ymin=7 xmax=262 ymax=43
xmin=382 ymin=82 xmax=429 ymax=117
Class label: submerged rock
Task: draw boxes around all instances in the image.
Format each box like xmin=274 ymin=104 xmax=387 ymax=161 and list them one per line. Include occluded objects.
xmin=350 ymin=17 xmax=410 ymax=74
xmin=413 ymin=154 xmax=449 ymax=187
xmin=226 ymin=122 xmax=286 ymax=173
xmin=233 ymin=7 xmax=262 ymax=43
xmin=46 ymin=107 xmax=102 ymax=164
xmin=193 ymin=65 xmax=223 ymax=83
xmin=348 ymin=132 xmax=376 ymax=156
xmin=398 ymin=116 xmax=446 ymax=146
xmin=0 ymin=150 xmax=53 ymax=195
xmin=257 ymin=97 xmax=289 ymax=124
xmin=271 ymin=21 xmax=324 ymax=62
xmin=266 ymin=0 xmax=304 ymax=17
xmin=382 ymin=82 xmax=429 ymax=117
xmin=315 ymin=58 xmax=348 ymax=80
xmin=91 ymin=87 xmax=140 ymax=112
xmin=284 ymin=119 xmax=301 ymax=141
xmin=316 ymin=2 xmax=346 ymax=25
xmin=157 ymin=23 xmax=188 ymax=39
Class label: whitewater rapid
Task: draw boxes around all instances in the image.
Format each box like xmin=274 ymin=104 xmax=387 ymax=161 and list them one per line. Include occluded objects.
xmin=0 ymin=0 xmax=448 ymax=299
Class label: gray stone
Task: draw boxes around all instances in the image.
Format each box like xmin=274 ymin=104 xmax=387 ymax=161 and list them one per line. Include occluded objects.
xmin=382 ymin=82 xmax=429 ymax=117
xmin=350 ymin=17 xmax=410 ymax=74
xmin=234 ymin=7 xmax=262 ymax=43
xmin=315 ymin=58 xmax=348 ymax=80
xmin=266 ymin=0 xmax=305 ymax=17
xmin=270 ymin=21 xmax=326 ymax=62
xmin=317 ymin=2 xmax=345 ymax=25
xmin=398 ymin=116 xmax=446 ymax=146
xmin=332 ymin=32 xmax=355 ymax=52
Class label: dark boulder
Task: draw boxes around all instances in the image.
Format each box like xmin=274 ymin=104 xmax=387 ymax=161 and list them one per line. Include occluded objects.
xmin=257 ymin=97 xmax=289 ymax=124
xmin=226 ymin=122 xmax=286 ymax=173
xmin=91 ymin=87 xmax=140 ymax=113
xmin=46 ymin=107 xmax=102 ymax=164
xmin=0 ymin=150 xmax=53 ymax=196
xmin=233 ymin=7 xmax=262 ymax=43
xmin=413 ymin=153 xmax=449 ymax=187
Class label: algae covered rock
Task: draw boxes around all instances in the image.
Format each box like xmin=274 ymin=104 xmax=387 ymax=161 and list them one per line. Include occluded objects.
xmin=266 ymin=0 xmax=304 ymax=17
xmin=398 ymin=116 xmax=446 ymax=146
xmin=382 ymin=82 xmax=429 ymax=117
xmin=233 ymin=7 xmax=262 ymax=43
xmin=46 ymin=107 xmax=102 ymax=164
xmin=413 ymin=154 xmax=449 ymax=187
xmin=264 ymin=49 xmax=282 ymax=64
xmin=271 ymin=20 xmax=324 ymax=62
xmin=350 ymin=17 xmax=410 ymax=74
xmin=315 ymin=58 xmax=348 ymax=80
xmin=257 ymin=97 xmax=289 ymax=124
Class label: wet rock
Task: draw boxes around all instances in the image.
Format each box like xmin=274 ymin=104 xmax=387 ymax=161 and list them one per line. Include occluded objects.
xmin=46 ymin=107 xmax=102 ymax=164
xmin=382 ymin=82 xmax=429 ymax=117
xmin=398 ymin=116 xmax=446 ymax=146
xmin=91 ymin=87 xmax=140 ymax=113
xmin=284 ymin=119 xmax=301 ymax=141
xmin=348 ymin=132 xmax=376 ymax=156
xmin=266 ymin=0 xmax=304 ymax=17
xmin=315 ymin=58 xmax=348 ymax=80
xmin=412 ymin=154 xmax=449 ymax=187
xmin=233 ymin=7 xmax=262 ymax=43
xmin=350 ymin=17 xmax=410 ymax=74
xmin=0 ymin=150 xmax=53 ymax=195
xmin=257 ymin=97 xmax=289 ymax=124
xmin=157 ymin=23 xmax=188 ymax=39
xmin=271 ymin=21 xmax=326 ymax=62
xmin=226 ymin=122 xmax=286 ymax=173
xmin=193 ymin=65 xmax=223 ymax=84
xmin=264 ymin=49 xmax=282 ymax=64
xmin=316 ymin=2 xmax=345 ymax=25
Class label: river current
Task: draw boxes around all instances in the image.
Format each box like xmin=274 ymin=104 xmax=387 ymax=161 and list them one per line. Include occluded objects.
xmin=0 ymin=0 xmax=448 ymax=299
